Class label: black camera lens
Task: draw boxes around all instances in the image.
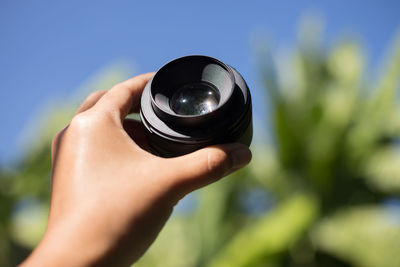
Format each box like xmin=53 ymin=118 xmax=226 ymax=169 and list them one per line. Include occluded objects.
xmin=140 ymin=55 xmax=252 ymax=157
xmin=170 ymin=82 xmax=220 ymax=115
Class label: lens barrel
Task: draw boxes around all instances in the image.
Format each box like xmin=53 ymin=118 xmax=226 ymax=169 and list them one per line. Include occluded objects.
xmin=140 ymin=55 xmax=252 ymax=157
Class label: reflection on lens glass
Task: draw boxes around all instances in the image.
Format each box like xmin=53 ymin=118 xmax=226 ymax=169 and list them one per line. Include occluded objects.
xmin=170 ymin=82 xmax=220 ymax=115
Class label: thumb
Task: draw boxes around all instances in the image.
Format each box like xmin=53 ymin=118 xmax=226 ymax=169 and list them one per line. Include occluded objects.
xmin=164 ymin=143 xmax=252 ymax=197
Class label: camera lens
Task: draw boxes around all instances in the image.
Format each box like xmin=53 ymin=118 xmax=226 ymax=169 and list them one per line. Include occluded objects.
xmin=170 ymin=82 xmax=220 ymax=115
xmin=140 ymin=55 xmax=252 ymax=157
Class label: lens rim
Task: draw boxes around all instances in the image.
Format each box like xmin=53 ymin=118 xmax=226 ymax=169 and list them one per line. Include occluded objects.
xmin=140 ymin=55 xmax=252 ymax=155
xmin=149 ymin=55 xmax=236 ymax=126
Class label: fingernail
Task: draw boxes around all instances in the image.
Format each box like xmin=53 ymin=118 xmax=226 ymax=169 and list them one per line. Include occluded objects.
xmin=230 ymin=144 xmax=252 ymax=169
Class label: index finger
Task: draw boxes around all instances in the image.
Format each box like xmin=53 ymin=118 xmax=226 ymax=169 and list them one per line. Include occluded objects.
xmin=94 ymin=72 xmax=155 ymax=124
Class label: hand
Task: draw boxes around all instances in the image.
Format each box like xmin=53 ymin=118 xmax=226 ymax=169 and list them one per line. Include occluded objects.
xmin=21 ymin=73 xmax=252 ymax=267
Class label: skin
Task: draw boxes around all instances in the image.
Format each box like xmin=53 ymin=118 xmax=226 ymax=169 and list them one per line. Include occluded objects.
xmin=21 ymin=73 xmax=252 ymax=267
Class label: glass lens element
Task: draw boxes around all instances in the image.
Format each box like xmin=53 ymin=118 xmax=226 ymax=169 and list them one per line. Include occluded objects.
xmin=170 ymin=82 xmax=220 ymax=115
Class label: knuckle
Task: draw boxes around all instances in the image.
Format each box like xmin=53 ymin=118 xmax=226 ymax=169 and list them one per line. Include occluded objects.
xmin=112 ymin=83 xmax=130 ymax=93
xmin=207 ymin=149 xmax=230 ymax=178
xmin=69 ymin=113 xmax=95 ymax=132
xmin=87 ymin=90 xmax=105 ymax=101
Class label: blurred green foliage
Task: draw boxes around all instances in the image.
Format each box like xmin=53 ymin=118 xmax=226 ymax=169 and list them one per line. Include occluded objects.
xmin=1 ymin=21 xmax=400 ymax=267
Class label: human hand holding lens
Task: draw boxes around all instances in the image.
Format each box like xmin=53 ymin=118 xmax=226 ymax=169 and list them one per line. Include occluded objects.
xmin=22 ymin=66 xmax=252 ymax=267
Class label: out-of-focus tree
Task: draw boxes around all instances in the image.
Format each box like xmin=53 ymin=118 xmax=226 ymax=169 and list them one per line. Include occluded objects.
xmin=1 ymin=18 xmax=400 ymax=267
xmin=136 ymin=19 xmax=400 ymax=267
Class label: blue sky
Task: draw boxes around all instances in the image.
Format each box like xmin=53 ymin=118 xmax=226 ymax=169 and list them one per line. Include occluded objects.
xmin=1 ymin=0 xmax=399 ymax=163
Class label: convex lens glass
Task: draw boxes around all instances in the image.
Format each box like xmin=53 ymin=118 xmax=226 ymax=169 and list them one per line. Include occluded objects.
xmin=170 ymin=82 xmax=220 ymax=115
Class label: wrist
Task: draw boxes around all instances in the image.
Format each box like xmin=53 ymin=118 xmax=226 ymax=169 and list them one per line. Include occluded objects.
xmin=21 ymin=216 xmax=116 ymax=267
